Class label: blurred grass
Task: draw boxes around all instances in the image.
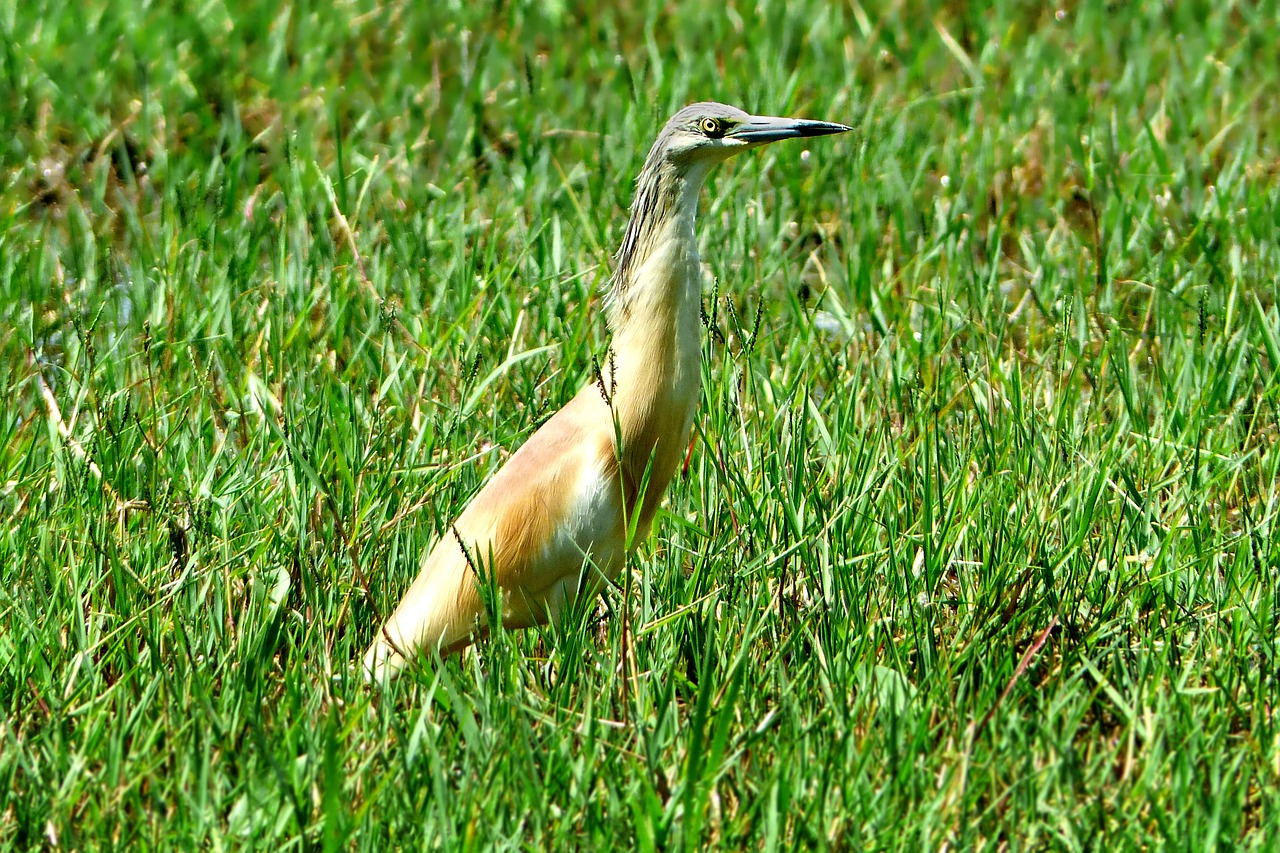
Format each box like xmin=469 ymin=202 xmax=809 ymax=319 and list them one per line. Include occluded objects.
xmin=3 ymin=0 xmax=1280 ymax=847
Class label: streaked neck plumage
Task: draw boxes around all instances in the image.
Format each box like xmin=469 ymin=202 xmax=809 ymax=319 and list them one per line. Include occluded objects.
xmin=608 ymin=152 xmax=714 ymax=322
xmin=600 ymin=155 xmax=715 ymax=526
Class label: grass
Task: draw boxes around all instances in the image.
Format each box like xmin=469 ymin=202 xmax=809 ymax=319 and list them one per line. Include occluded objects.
xmin=3 ymin=0 xmax=1280 ymax=847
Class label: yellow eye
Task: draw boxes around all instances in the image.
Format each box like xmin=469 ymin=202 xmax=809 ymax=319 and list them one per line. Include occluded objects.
xmin=699 ymin=117 xmax=723 ymax=137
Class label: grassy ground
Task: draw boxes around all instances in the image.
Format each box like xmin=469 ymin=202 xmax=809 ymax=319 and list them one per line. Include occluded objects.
xmin=3 ymin=0 xmax=1280 ymax=847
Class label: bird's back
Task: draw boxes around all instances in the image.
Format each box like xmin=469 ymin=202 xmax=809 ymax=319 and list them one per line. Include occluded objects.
xmin=363 ymin=387 xmax=628 ymax=679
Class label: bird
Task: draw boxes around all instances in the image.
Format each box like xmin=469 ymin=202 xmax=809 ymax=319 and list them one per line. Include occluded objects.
xmin=364 ymin=102 xmax=850 ymax=680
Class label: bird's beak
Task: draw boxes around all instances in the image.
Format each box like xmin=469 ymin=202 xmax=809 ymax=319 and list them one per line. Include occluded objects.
xmin=730 ymin=114 xmax=852 ymax=144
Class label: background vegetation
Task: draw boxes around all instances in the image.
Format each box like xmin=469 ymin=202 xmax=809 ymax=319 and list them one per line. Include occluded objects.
xmin=3 ymin=0 xmax=1279 ymax=847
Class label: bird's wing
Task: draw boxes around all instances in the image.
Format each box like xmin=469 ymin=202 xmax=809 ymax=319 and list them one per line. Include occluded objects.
xmin=363 ymin=387 xmax=626 ymax=679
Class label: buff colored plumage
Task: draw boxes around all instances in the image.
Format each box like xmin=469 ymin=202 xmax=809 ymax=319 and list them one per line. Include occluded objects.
xmin=364 ymin=103 xmax=850 ymax=680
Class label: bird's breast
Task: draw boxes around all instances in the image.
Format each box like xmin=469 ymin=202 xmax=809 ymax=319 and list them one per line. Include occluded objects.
xmin=598 ymin=226 xmax=706 ymax=537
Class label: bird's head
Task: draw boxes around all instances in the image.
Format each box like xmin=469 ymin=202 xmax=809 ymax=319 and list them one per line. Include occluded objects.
xmin=653 ymin=102 xmax=851 ymax=168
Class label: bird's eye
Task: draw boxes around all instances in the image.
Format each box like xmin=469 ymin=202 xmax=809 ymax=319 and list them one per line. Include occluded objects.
xmin=699 ymin=117 xmax=724 ymax=138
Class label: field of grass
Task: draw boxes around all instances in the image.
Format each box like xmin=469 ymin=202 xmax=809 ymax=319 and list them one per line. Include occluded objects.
xmin=3 ymin=0 xmax=1280 ymax=847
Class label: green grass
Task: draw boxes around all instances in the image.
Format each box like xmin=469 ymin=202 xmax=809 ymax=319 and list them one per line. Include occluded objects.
xmin=3 ymin=0 xmax=1280 ymax=847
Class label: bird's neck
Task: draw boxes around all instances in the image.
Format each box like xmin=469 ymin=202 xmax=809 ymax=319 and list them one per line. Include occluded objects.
xmin=601 ymin=163 xmax=711 ymax=520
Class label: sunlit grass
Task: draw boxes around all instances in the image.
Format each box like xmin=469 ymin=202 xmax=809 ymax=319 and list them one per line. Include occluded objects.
xmin=3 ymin=0 xmax=1280 ymax=847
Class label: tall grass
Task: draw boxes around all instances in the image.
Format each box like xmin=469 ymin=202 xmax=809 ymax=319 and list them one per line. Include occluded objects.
xmin=3 ymin=0 xmax=1279 ymax=847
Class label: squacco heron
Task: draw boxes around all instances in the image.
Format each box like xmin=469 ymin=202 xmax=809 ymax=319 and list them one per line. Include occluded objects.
xmin=365 ymin=102 xmax=849 ymax=680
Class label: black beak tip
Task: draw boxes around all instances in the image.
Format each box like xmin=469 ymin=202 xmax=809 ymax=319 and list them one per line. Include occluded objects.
xmin=797 ymin=120 xmax=853 ymax=138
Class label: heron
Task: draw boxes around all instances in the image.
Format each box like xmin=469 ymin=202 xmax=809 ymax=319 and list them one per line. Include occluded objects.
xmin=364 ymin=102 xmax=850 ymax=680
